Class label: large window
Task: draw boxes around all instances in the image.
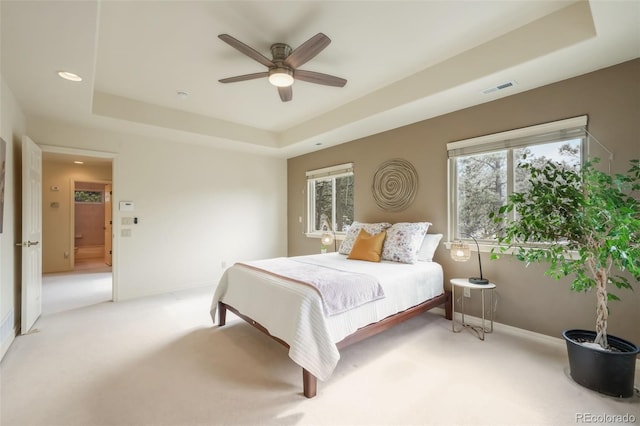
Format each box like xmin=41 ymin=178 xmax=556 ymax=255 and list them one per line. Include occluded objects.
xmin=306 ymin=163 xmax=354 ymax=235
xmin=448 ymin=116 xmax=587 ymax=242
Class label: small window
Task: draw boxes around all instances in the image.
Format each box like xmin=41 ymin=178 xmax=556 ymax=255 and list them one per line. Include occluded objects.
xmin=75 ymin=190 xmax=103 ymax=203
xmin=448 ymin=116 xmax=587 ymax=242
xmin=306 ymin=163 xmax=354 ymax=235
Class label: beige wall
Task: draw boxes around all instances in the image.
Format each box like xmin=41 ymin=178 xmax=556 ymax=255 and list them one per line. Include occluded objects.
xmin=288 ymin=59 xmax=640 ymax=344
xmin=42 ymin=161 xmax=112 ymax=272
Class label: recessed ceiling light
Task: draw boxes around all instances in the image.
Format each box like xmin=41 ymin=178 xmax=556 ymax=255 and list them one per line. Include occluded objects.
xmin=58 ymin=71 xmax=82 ymax=82
xmin=73 ymin=161 xmax=84 ymax=165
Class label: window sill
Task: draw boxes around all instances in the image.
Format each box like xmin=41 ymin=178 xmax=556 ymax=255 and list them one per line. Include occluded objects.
xmin=445 ymin=241 xmax=498 ymax=254
xmin=445 ymin=240 xmax=542 ymax=255
xmin=445 ymin=241 xmax=580 ymax=259
xmin=305 ymin=232 xmax=346 ymax=241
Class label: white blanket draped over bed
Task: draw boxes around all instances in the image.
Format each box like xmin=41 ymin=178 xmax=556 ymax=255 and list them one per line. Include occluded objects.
xmin=238 ymin=257 xmax=385 ymax=316
xmin=210 ymin=253 xmax=444 ymax=382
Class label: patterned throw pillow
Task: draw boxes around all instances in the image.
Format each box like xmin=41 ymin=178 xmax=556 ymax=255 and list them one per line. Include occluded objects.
xmin=338 ymin=221 xmax=392 ymax=255
xmin=381 ymin=222 xmax=431 ymax=263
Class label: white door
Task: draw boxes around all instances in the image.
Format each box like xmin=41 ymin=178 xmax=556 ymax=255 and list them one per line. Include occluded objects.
xmin=20 ymin=136 xmax=42 ymax=334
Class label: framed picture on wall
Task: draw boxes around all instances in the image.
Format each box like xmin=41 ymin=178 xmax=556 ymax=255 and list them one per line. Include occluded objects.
xmin=0 ymin=137 xmax=6 ymax=233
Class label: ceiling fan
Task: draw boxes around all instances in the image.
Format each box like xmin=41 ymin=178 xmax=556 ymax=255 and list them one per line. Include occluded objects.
xmin=218 ymin=33 xmax=347 ymax=102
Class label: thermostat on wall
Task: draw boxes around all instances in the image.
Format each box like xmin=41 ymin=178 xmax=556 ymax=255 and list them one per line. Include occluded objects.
xmin=119 ymin=201 xmax=135 ymax=211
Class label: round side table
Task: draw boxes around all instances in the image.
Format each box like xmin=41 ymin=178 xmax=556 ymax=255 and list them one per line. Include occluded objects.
xmin=450 ymin=278 xmax=496 ymax=341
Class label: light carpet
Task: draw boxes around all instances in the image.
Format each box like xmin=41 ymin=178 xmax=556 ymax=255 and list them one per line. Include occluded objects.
xmin=1 ymin=270 xmax=638 ymax=426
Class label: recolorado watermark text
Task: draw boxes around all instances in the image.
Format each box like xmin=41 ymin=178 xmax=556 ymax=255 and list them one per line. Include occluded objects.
xmin=576 ymin=413 xmax=636 ymax=423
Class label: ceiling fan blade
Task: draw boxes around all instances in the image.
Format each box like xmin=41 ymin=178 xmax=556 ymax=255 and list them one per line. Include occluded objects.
xmin=219 ymin=72 xmax=269 ymax=84
xmin=284 ymin=33 xmax=331 ymax=69
xmin=218 ymin=34 xmax=274 ymax=68
xmin=278 ymin=86 xmax=292 ymax=102
xmin=294 ymin=70 xmax=347 ymax=87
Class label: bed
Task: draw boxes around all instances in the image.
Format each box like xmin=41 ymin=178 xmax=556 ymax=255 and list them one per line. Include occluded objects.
xmin=210 ymin=223 xmax=452 ymax=398
xmin=210 ymin=222 xmax=451 ymax=398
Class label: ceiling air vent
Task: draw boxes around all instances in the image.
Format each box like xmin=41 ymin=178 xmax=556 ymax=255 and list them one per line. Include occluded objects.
xmin=482 ymin=80 xmax=517 ymax=95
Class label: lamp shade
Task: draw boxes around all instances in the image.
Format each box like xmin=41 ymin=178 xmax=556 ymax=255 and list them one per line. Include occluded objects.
xmin=321 ymin=232 xmax=335 ymax=247
xmin=450 ymin=240 xmax=471 ymax=262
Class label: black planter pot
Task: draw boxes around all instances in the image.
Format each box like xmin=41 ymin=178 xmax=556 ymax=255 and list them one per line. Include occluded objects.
xmin=563 ymin=329 xmax=639 ymax=398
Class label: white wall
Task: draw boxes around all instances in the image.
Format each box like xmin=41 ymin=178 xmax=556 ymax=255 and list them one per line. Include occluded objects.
xmin=28 ymin=117 xmax=288 ymax=300
xmin=0 ymin=76 xmax=26 ymax=358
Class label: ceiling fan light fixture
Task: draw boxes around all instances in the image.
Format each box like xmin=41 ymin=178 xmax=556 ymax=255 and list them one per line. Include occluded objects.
xmin=218 ymin=33 xmax=346 ymax=101
xmin=268 ymin=68 xmax=294 ymax=87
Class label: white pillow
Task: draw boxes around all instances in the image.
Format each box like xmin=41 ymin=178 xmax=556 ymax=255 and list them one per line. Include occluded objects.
xmin=417 ymin=233 xmax=443 ymax=261
xmin=381 ymin=222 xmax=431 ymax=264
xmin=338 ymin=221 xmax=392 ymax=255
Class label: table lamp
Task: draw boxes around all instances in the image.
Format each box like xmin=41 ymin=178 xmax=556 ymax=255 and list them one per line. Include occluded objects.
xmin=450 ymin=235 xmax=489 ymax=284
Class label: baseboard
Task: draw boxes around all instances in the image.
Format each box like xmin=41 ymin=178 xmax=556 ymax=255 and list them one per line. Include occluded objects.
xmin=431 ymin=306 xmax=565 ymax=347
xmin=432 ymin=306 xmax=639 ymax=367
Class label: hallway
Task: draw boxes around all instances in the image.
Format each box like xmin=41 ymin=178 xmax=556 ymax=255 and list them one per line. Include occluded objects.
xmin=42 ymin=260 xmax=112 ymax=316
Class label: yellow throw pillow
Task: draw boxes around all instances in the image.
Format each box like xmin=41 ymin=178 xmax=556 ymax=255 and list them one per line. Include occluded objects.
xmin=347 ymin=229 xmax=387 ymax=262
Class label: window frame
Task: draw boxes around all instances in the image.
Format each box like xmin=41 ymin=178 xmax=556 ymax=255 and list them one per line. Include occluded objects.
xmin=447 ymin=116 xmax=588 ymax=250
xmin=305 ymin=162 xmax=354 ymax=238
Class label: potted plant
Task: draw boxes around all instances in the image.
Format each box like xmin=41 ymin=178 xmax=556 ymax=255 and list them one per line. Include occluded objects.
xmin=489 ymin=157 xmax=640 ymax=398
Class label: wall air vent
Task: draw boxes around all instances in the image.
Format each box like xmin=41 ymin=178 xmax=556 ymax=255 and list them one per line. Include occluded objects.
xmin=482 ymin=80 xmax=517 ymax=95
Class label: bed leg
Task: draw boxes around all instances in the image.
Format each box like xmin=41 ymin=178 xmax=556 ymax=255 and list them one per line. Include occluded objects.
xmin=445 ymin=290 xmax=453 ymax=320
xmin=302 ymin=369 xmax=317 ymax=398
xmin=218 ymin=302 xmax=227 ymax=326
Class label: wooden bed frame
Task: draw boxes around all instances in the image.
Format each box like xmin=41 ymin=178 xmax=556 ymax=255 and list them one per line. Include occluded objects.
xmin=217 ymin=290 xmax=452 ymax=398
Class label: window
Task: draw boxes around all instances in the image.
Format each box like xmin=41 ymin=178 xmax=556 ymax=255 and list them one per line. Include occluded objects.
xmin=75 ymin=190 xmax=103 ymax=203
xmin=448 ymin=116 xmax=587 ymax=242
xmin=306 ymin=163 xmax=354 ymax=235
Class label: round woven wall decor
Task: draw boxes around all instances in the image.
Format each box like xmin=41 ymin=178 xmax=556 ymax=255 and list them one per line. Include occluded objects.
xmin=372 ymin=158 xmax=418 ymax=211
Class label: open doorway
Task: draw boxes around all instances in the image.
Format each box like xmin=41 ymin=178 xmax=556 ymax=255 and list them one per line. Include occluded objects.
xmin=41 ymin=149 xmax=115 ymax=315
xmin=73 ymin=181 xmax=112 ymax=271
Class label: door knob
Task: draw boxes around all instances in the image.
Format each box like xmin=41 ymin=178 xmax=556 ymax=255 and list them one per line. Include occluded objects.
xmin=16 ymin=241 xmax=40 ymax=247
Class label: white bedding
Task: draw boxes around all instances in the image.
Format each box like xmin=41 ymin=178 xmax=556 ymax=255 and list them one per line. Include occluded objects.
xmin=210 ymin=253 xmax=444 ymax=381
